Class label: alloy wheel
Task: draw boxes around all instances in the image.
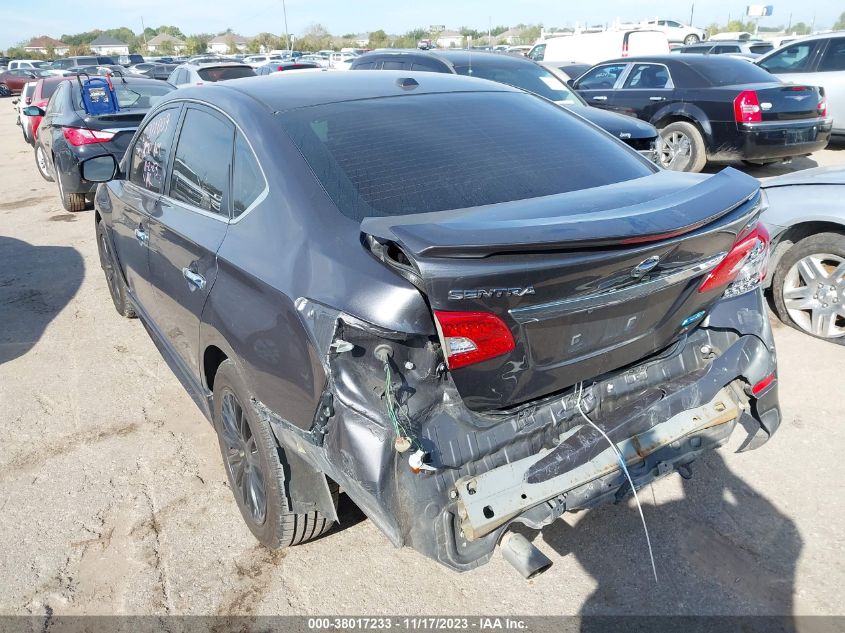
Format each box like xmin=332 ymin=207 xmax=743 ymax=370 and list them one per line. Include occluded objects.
xmin=658 ymin=131 xmax=692 ymax=170
xmin=36 ymin=146 xmax=50 ymax=178
xmin=782 ymin=253 xmax=845 ymax=339
xmin=220 ymin=391 xmax=267 ymax=525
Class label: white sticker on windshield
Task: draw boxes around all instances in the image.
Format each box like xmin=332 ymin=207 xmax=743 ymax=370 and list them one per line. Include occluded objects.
xmin=539 ymin=76 xmax=564 ymax=91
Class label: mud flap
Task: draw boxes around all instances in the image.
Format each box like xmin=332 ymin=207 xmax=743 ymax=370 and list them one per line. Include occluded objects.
xmin=282 ymin=446 xmax=339 ymax=522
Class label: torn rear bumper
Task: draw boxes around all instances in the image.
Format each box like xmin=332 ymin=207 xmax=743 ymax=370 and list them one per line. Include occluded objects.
xmin=263 ymin=289 xmax=779 ymax=572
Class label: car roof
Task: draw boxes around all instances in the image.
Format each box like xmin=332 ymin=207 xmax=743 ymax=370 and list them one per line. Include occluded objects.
xmin=598 ymin=54 xmax=752 ymax=68
xmin=182 ymin=62 xmax=251 ymax=69
xmin=169 ymin=70 xmax=517 ymax=112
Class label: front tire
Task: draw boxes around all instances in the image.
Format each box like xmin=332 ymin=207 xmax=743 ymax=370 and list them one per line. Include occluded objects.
xmin=772 ymin=232 xmax=845 ymax=343
xmin=96 ymin=221 xmax=136 ymax=318
xmin=34 ymin=145 xmax=53 ymax=182
xmin=212 ymin=360 xmax=337 ymax=548
xmin=684 ymin=34 xmax=701 ymax=45
xmin=657 ymin=121 xmax=707 ymax=173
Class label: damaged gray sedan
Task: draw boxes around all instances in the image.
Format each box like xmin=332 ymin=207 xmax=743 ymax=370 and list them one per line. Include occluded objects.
xmin=87 ymin=71 xmax=781 ymax=575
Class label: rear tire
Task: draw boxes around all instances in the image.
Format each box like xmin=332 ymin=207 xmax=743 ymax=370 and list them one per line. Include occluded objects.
xmin=772 ymin=232 xmax=845 ymax=344
xmin=34 ymin=145 xmax=53 ymax=182
xmin=57 ymin=173 xmax=88 ymax=212
xmin=657 ymin=121 xmax=707 ymax=173
xmin=96 ymin=221 xmax=136 ymax=318
xmin=684 ymin=34 xmax=701 ymax=45
xmin=212 ymin=360 xmax=337 ymax=548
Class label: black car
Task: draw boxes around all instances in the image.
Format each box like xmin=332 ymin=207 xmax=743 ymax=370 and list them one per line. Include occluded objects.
xmin=84 ymin=71 xmax=779 ymax=575
xmin=254 ymin=60 xmax=321 ymax=75
xmin=351 ymin=50 xmax=660 ymax=158
xmin=572 ymin=55 xmax=832 ymax=172
xmin=27 ymin=76 xmax=175 ymax=211
xmin=137 ymin=63 xmax=178 ymax=81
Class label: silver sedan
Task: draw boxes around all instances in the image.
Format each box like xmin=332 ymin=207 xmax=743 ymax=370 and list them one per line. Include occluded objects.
xmin=762 ymin=166 xmax=845 ymax=343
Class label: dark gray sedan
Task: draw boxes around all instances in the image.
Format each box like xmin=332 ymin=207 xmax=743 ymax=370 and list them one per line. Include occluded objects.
xmin=84 ymin=71 xmax=780 ymax=575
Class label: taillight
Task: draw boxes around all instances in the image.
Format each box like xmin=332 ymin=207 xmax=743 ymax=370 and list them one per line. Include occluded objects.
xmin=62 ymin=127 xmax=115 ymax=146
xmin=734 ymin=90 xmax=762 ymax=123
xmin=433 ymin=311 xmax=515 ymax=370
xmin=751 ymin=372 xmax=777 ymax=396
xmin=818 ymin=95 xmax=828 ymax=118
xmin=699 ymin=223 xmax=770 ymax=297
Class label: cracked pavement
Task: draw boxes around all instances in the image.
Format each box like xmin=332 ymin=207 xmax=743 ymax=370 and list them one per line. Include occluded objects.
xmin=0 ymin=109 xmax=843 ymax=618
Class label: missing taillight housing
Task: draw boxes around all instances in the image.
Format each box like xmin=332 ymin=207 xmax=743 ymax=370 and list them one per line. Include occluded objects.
xmin=62 ymin=127 xmax=115 ymax=146
xmin=734 ymin=90 xmax=762 ymax=123
xmin=433 ymin=311 xmax=515 ymax=370
xmin=699 ymin=223 xmax=770 ymax=297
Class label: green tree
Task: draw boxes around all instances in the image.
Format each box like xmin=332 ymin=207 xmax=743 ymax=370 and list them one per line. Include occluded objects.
xmin=368 ymin=29 xmax=389 ymax=48
xmin=158 ymin=39 xmax=175 ymax=55
xmin=299 ymin=23 xmax=331 ymax=51
xmin=45 ymin=44 xmax=56 ymax=59
xmin=184 ymin=34 xmax=210 ymax=55
xmin=835 ymin=12 xmax=845 ymax=30
xmin=225 ymin=34 xmax=237 ymax=54
xmin=791 ymin=22 xmax=811 ymax=35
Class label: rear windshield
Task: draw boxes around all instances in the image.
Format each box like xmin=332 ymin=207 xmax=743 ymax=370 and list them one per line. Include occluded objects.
xmin=197 ymin=66 xmax=255 ymax=81
xmin=690 ymin=58 xmax=776 ymax=85
xmin=453 ymin=63 xmax=584 ymax=108
xmin=41 ymin=80 xmax=66 ymax=98
xmin=280 ymin=92 xmax=652 ymax=220
xmin=73 ymin=81 xmax=174 ymax=110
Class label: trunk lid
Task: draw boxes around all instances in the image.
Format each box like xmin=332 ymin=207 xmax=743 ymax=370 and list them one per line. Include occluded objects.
xmin=363 ymin=168 xmax=762 ymax=411
xmin=83 ymin=111 xmax=146 ymax=154
xmin=735 ymin=83 xmax=824 ymax=122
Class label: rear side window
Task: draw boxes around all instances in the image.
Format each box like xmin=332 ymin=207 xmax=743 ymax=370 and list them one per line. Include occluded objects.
xmin=818 ymin=38 xmax=845 ymax=72
xmin=576 ymin=64 xmax=627 ymax=89
xmin=280 ymin=92 xmax=652 ymax=220
xmin=233 ymin=132 xmax=266 ymax=217
xmin=353 ymin=61 xmax=376 ymax=69
xmin=40 ymin=80 xmax=64 ymax=99
xmin=169 ymin=108 xmax=234 ymax=216
xmin=410 ymin=61 xmax=446 ymax=72
xmin=714 ymin=45 xmax=741 ymax=53
xmin=197 ymin=66 xmax=255 ymax=81
xmin=381 ymin=60 xmax=408 ymax=70
xmin=129 ymin=107 xmax=180 ymax=193
xmin=622 ymin=64 xmax=671 ymax=89
xmin=749 ymin=44 xmax=773 ymax=55
xmin=759 ymin=42 xmax=819 ymax=73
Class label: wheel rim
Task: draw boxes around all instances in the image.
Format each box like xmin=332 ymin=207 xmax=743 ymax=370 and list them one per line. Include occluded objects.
xmin=782 ymin=253 xmax=845 ymax=339
xmin=220 ymin=391 xmax=267 ymax=525
xmin=658 ymin=131 xmax=692 ymax=170
xmin=36 ymin=146 xmax=49 ymax=177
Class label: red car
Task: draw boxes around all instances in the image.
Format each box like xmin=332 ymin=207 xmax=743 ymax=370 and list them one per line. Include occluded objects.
xmin=28 ymin=76 xmax=74 ymax=143
xmin=0 ymin=68 xmax=50 ymax=94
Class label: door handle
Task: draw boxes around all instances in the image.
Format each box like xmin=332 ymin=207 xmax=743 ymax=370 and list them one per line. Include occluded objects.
xmin=649 ymin=96 xmax=666 ymax=101
xmin=592 ymin=96 xmax=608 ymax=101
xmin=134 ymin=227 xmax=148 ymax=246
xmin=182 ymin=267 xmax=206 ymax=292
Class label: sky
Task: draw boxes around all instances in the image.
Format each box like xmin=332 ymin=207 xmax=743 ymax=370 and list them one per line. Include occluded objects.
xmin=2 ymin=0 xmax=841 ymax=50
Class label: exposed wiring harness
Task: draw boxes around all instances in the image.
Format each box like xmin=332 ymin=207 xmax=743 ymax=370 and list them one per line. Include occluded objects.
xmin=575 ymin=381 xmax=659 ymax=583
xmin=384 ymin=362 xmax=421 ymax=452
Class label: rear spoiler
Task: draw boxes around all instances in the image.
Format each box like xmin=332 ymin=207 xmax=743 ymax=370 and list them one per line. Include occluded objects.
xmin=361 ymin=168 xmax=761 ymax=259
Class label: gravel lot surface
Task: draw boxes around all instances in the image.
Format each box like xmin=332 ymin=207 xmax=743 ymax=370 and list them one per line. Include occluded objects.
xmin=0 ymin=109 xmax=843 ymax=618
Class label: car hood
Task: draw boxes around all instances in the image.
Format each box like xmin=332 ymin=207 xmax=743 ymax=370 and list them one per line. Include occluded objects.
xmin=762 ymin=166 xmax=845 ymax=188
xmin=574 ymin=106 xmax=658 ymax=141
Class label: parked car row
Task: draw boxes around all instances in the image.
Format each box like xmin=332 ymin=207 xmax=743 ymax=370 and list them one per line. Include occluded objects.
xmin=8 ymin=50 xmax=843 ymax=582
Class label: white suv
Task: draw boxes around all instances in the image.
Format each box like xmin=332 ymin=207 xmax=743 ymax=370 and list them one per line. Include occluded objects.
xmin=640 ymin=19 xmax=707 ymax=45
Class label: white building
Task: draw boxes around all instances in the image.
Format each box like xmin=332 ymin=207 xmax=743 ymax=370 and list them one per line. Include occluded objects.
xmin=23 ymin=36 xmax=70 ymax=56
xmin=435 ymin=30 xmax=464 ymax=48
xmin=146 ymin=33 xmax=186 ymax=54
xmin=89 ymin=35 xmax=130 ymax=56
xmin=208 ymin=33 xmax=250 ymax=54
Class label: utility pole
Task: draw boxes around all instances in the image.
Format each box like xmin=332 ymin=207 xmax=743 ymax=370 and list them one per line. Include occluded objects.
xmin=488 ymin=16 xmax=492 ymax=48
xmin=141 ymin=16 xmax=147 ymax=52
xmin=282 ymin=0 xmax=290 ymax=51
xmin=689 ymin=3 xmax=695 ymax=26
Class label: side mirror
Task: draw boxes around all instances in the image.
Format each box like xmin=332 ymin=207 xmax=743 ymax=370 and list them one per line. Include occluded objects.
xmin=567 ymin=79 xmax=575 ymax=88
xmin=22 ymin=105 xmax=45 ymax=116
xmin=81 ymin=154 xmax=119 ymax=183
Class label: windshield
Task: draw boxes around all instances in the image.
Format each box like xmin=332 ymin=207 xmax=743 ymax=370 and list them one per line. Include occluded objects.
xmin=453 ymin=63 xmax=585 ymax=107
xmin=197 ymin=66 xmax=256 ymax=81
xmin=73 ymin=81 xmax=174 ymax=110
xmin=280 ymin=91 xmax=651 ymax=220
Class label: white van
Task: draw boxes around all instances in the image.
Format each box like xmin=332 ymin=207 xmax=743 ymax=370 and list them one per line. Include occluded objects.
xmin=528 ymin=30 xmax=670 ymax=65
xmin=8 ymin=60 xmax=43 ymax=70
